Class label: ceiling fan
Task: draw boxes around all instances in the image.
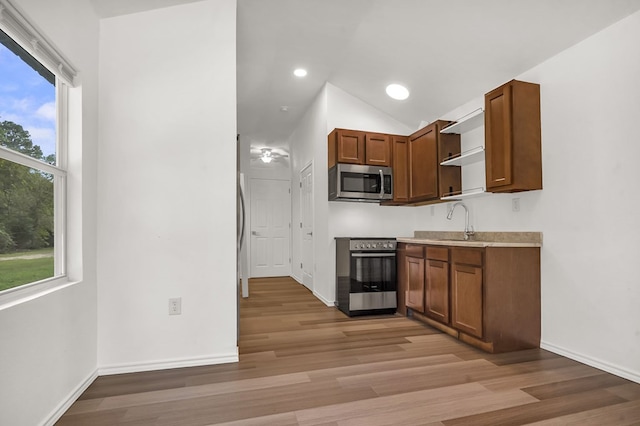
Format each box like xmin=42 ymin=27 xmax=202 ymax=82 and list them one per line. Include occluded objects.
xmin=250 ymin=147 xmax=289 ymax=164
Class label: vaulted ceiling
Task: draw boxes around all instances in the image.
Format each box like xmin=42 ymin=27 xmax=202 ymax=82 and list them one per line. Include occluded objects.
xmin=91 ymin=0 xmax=640 ymax=155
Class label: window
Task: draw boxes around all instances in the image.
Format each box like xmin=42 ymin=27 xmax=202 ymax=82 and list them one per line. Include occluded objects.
xmin=0 ymin=11 xmax=73 ymax=297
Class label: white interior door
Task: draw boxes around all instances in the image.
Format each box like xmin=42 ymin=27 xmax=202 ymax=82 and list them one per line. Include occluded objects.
xmin=300 ymin=164 xmax=313 ymax=291
xmin=250 ymin=179 xmax=291 ymax=277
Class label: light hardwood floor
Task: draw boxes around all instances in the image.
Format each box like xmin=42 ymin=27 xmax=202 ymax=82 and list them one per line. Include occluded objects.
xmin=57 ymin=277 xmax=640 ymax=425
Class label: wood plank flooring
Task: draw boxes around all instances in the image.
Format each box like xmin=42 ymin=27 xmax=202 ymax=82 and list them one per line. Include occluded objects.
xmin=57 ymin=277 xmax=640 ymax=425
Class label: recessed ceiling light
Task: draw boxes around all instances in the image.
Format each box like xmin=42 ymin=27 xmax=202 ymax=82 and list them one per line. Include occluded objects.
xmin=386 ymin=83 xmax=410 ymax=100
xmin=293 ymin=68 xmax=307 ymax=77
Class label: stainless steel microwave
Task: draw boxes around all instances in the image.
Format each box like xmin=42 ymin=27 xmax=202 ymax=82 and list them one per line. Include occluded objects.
xmin=329 ymin=163 xmax=393 ymax=202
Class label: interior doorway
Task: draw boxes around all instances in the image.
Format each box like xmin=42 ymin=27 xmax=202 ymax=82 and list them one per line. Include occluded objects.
xmin=249 ymin=178 xmax=291 ymax=277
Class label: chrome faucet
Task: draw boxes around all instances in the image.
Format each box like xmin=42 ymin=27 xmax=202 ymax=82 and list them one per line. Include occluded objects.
xmin=447 ymin=202 xmax=475 ymax=240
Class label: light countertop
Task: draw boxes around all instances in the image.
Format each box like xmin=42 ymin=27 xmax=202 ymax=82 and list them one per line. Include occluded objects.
xmin=397 ymin=231 xmax=542 ymax=248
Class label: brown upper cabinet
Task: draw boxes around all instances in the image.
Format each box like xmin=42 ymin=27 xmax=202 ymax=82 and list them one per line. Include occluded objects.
xmin=485 ymin=80 xmax=542 ymax=192
xmin=407 ymin=120 xmax=461 ymax=203
xmin=391 ymin=135 xmax=409 ymax=203
xmin=328 ymin=128 xmax=392 ymax=168
xmin=365 ymin=132 xmax=392 ymax=166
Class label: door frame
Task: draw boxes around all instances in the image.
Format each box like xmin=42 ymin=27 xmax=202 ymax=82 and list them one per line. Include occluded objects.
xmin=299 ymin=161 xmax=314 ymax=291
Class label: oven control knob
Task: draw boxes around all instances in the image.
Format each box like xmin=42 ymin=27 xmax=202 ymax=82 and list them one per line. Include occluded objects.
xmin=382 ymin=243 xmax=387 ymax=249
xmin=366 ymin=243 xmax=371 ymax=248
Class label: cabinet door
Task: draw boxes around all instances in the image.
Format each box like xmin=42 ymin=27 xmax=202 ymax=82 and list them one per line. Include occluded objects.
xmin=451 ymin=263 xmax=483 ymax=338
xmin=406 ymin=256 xmax=425 ymax=313
xmin=408 ymin=124 xmax=438 ymax=201
xmin=365 ymin=133 xmax=391 ymax=166
xmin=485 ymin=83 xmax=513 ymax=190
xmin=425 ymin=259 xmax=449 ymax=323
xmin=337 ymin=129 xmax=365 ymax=165
xmin=485 ymin=80 xmax=542 ymax=193
xmin=396 ymin=243 xmax=407 ymax=316
xmin=392 ymin=135 xmax=409 ymax=203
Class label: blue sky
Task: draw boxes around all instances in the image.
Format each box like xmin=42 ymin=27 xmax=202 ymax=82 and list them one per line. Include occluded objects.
xmin=0 ymin=44 xmax=56 ymax=157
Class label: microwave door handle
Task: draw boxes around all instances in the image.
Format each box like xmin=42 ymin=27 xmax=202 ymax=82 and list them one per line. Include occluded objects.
xmin=379 ymin=170 xmax=384 ymax=198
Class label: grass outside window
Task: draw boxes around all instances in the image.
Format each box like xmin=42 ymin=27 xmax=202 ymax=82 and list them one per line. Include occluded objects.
xmin=0 ymin=248 xmax=54 ymax=291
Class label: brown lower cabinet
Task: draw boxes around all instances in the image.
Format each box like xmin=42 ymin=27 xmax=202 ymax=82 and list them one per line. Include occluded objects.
xmin=405 ymin=245 xmax=425 ymax=313
xmin=425 ymin=247 xmax=449 ymax=324
xmin=398 ymin=243 xmax=540 ymax=353
xmin=396 ymin=243 xmax=407 ymax=315
xmin=451 ymin=250 xmax=483 ymax=339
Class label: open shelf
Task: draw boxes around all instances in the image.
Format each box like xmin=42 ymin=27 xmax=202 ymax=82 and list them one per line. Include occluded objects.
xmin=440 ymin=186 xmax=486 ymax=201
xmin=440 ymin=108 xmax=484 ymax=134
xmin=441 ymin=146 xmax=485 ymax=167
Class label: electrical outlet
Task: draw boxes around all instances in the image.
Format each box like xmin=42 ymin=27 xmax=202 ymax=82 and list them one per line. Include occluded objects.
xmin=169 ymin=297 xmax=182 ymax=315
xmin=512 ymin=198 xmax=521 ymax=212
xmin=430 ymin=206 xmax=435 ymax=216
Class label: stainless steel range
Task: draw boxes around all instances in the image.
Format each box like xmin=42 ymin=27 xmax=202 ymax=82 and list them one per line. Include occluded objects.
xmin=335 ymin=238 xmax=397 ymax=317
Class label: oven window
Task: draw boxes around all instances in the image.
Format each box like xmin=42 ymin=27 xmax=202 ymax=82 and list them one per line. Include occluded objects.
xmin=350 ymin=254 xmax=396 ymax=292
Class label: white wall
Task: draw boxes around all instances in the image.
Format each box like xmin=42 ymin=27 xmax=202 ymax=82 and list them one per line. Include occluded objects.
xmin=97 ymin=0 xmax=238 ymax=372
xmin=288 ymin=87 xmax=327 ymax=285
xmin=424 ymin=10 xmax=640 ymax=382
xmin=0 ymin=1 xmax=100 ymax=425
xmin=520 ymin=10 xmax=640 ymax=382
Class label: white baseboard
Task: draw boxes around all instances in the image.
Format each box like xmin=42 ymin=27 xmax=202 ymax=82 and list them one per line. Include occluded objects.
xmin=43 ymin=350 xmax=239 ymax=425
xmin=289 ymin=275 xmax=333 ymax=306
xmin=313 ymin=291 xmax=335 ymax=307
xmin=541 ymin=341 xmax=640 ymax=384
xmin=44 ymin=369 xmax=98 ymax=426
xmin=98 ymin=350 xmax=239 ymax=376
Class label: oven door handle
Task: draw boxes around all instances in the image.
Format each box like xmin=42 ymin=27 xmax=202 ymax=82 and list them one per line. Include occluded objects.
xmin=379 ymin=170 xmax=384 ymax=198
xmin=351 ymin=253 xmax=396 ymax=258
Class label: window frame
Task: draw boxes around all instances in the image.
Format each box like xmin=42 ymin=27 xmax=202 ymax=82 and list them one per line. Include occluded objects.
xmin=0 ymin=0 xmax=76 ymax=309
